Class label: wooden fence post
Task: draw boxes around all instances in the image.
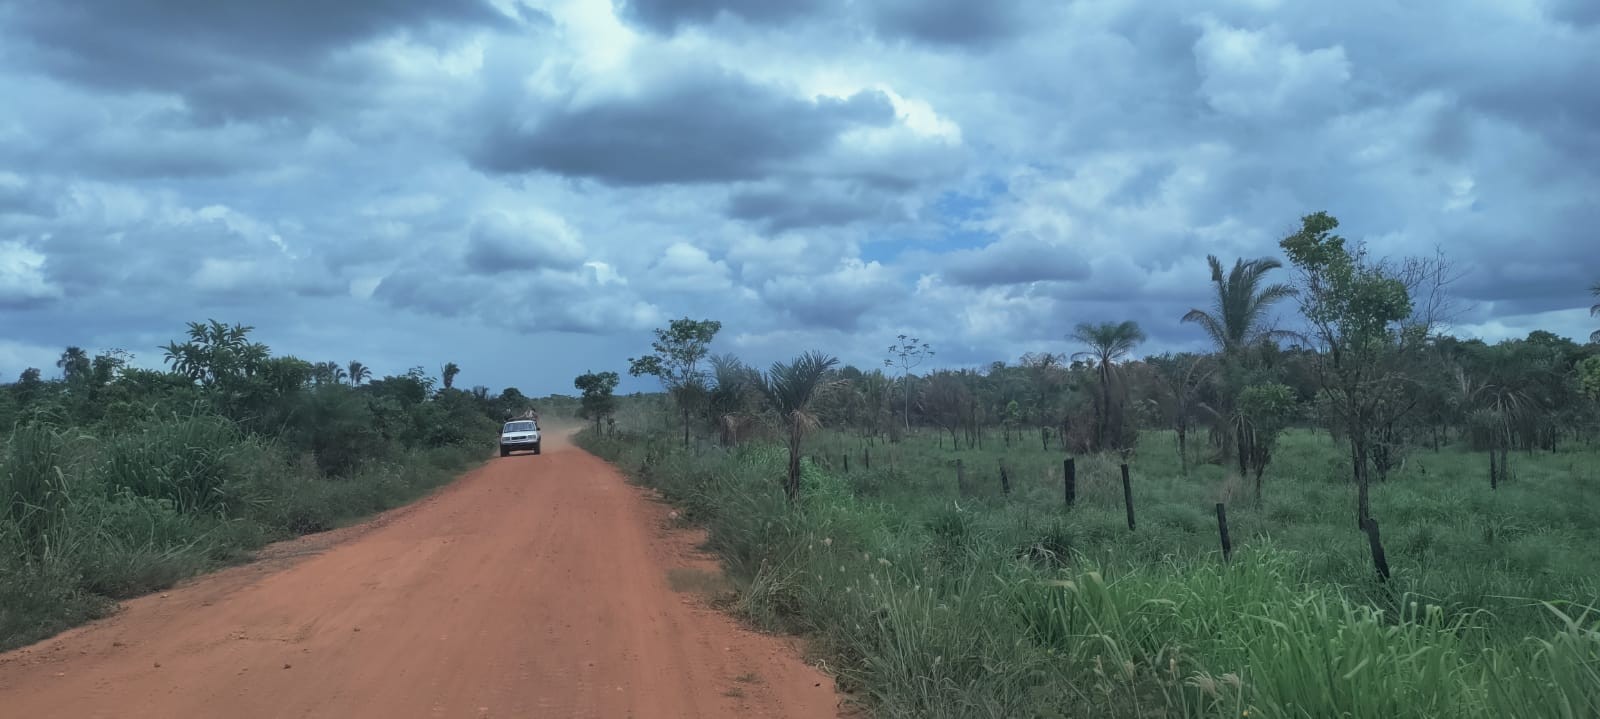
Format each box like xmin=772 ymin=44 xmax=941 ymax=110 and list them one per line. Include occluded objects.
xmin=1489 ymin=451 xmax=1497 ymax=490
xmin=864 ymin=447 xmax=870 ymax=470
xmin=844 ymin=453 xmax=849 ymax=473
xmin=1215 ymin=503 xmax=1232 ymax=563
xmin=1121 ymin=463 xmax=1136 ymax=531
xmin=1362 ymin=517 xmax=1391 ymax=582
xmin=956 ymin=458 xmax=965 ymax=494
xmin=1064 ymin=458 xmax=1076 ymax=508
xmin=999 ymin=461 xmax=1011 ymax=495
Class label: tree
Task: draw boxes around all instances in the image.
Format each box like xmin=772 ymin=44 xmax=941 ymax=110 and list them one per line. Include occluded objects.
xmin=629 ymin=317 xmax=722 ymax=447
xmin=1280 ymin=211 xmax=1452 ymax=527
xmin=56 ymin=346 xmax=90 ymax=383
xmin=1147 ymin=353 xmax=1216 ymax=474
xmin=1181 ymin=255 xmax=1296 ymax=358
xmin=1235 ymin=383 xmax=1296 ymax=501
xmin=1590 ymin=282 xmax=1599 ymax=343
xmin=707 ymin=354 xmax=762 ymax=446
xmin=758 ymin=351 xmax=839 ymax=502
xmin=884 ymin=335 xmax=933 ymax=432
xmin=1579 ymin=356 xmax=1600 ymax=403
xmin=573 ymin=370 xmax=620 ymax=433
xmin=1070 ymin=321 xmax=1146 ymax=453
xmin=347 ymin=361 xmax=371 ymax=386
xmin=162 ymin=321 xmax=268 ymax=388
xmin=1181 ymin=255 xmax=1295 ymax=470
xmin=13 ymin=367 xmax=44 ymax=408
xmin=921 ymin=371 xmax=972 ymax=449
xmin=441 ymin=362 xmax=460 ymax=390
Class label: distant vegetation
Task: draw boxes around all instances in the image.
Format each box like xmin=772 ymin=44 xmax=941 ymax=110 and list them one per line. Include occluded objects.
xmin=0 ymin=320 xmax=551 ymax=650
xmin=582 ymin=211 xmax=1600 ymax=717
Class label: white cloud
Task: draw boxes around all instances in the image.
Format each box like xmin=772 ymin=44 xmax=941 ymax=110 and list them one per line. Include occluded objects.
xmin=0 ymin=241 xmax=61 ymax=306
xmin=1193 ymin=18 xmax=1352 ymax=117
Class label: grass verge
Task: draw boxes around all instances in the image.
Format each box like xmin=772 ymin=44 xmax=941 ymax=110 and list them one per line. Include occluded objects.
xmin=1 ymin=418 xmax=486 ymax=651
xmin=578 ymin=428 xmax=1600 ymax=718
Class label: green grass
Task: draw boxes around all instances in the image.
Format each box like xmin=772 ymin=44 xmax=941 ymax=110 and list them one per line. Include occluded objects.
xmin=0 ymin=419 xmax=489 ymax=651
xmin=579 ymin=426 xmax=1600 ymax=718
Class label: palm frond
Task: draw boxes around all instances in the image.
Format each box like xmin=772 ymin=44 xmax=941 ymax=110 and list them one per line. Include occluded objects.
xmin=1181 ymin=309 xmax=1227 ymax=350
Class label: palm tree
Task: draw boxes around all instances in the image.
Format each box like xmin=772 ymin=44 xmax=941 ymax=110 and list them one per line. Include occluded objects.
xmin=759 ymin=351 xmax=840 ymax=502
xmin=442 ymin=362 xmax=460 ymax=390
xmin=56 ymin=346 xmax=90 ymax=382
xmin=1070 ymin=321 xmax=1146 ymax=452
xmin=347 ymin=361 xmax=371 ymax=386
xmin=708 ymin=354 xmax=760 ymax=446
xmin=1182 ymin=255 xmax=1295 ymax=470
xmin=1181 ymin=255 xmax=1296 ymax=358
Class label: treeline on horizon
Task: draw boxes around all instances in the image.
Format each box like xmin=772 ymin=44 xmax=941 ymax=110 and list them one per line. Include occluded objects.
xmin=602 ymin=212 xmax=1600 ymax=520
xmin=0 ymin=319 xmax=566 ymax=649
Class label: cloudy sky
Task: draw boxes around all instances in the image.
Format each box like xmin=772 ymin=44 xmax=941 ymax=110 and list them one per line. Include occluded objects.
xmin=1 ymin=0 xmax=1596 ymax=395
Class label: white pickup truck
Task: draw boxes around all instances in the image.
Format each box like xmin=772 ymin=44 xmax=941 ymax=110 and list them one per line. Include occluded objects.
xmin=499 ymin=419 xmax=542 ymax=457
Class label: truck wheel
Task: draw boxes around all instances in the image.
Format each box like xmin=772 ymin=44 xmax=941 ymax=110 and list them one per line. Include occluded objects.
xmin=499 ymin=448 xmax=509 ymax=457
xmin=533 ymin=443 xmax=542 ymax=455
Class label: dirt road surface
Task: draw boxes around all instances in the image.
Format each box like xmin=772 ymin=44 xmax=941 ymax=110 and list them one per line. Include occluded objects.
xmin=0 ymin=431 xmax=841 ymax=719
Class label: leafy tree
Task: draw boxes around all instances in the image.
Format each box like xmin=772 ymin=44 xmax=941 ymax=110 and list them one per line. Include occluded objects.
xmin=497 ymin=387 xmax=530 ymax=419
xmin=629 ymin=317 xmax=722 ymax=447
xmin=89 ymin=350 xmax=129 ymax=387
xmin=1280 ymin=211 xmax=1452 ymax=526
xmin=441 ymin=362 xmax=460 ymax=390
xmin=1070 ymin=321 xmax=1146 ymax=453
xmin=573 ymin=370 xmax=621 ymax=432
xmin=884 ymin=335 xmax=934 ymax=432
xmin=347 ymin=360 xmax=371 ymax=386
xmin=1235 ymin=383 xmax=1297 ymax=500
xmin=162 ymin=320 xmax=268 ymax=388
xmin=758 ymin=351 xmax=839 ymax=502
xmin=1578 ymin=356 xmax=1600 ymax=410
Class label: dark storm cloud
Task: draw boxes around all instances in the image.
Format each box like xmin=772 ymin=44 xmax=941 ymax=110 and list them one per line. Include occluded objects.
xmin=868 ymin=0 xmax=1025 ymax=48
xmin=616 ymin=0 xmax=1027 ymax=47
xmin=726 ymin=181 xmax=908 ymax=231
xmin=472 ymin=71 xmax=895 ymax=185
xmin=373 ymin=263 xmax=657 ymax=336
xmin=0 ymin=0 xmax=514 ymax=120
xmin=619 ymin=0 xmax=828 ymax=33
xmin=0 ymin=176 xmax=52 ymax=217
xmin=1548 ymin=0 xmax=1600 ymax=27
xmin=372 ymin=268 xmax=479 ymax=318
xmin=942 ymin=235 xmax=1091 ymax=287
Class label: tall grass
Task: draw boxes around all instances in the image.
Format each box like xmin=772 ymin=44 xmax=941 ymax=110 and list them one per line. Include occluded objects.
xmin=0 ymin=416 xmax=490 ymax=650
xmin=580 ymin=427 xmax=1600 ymax=718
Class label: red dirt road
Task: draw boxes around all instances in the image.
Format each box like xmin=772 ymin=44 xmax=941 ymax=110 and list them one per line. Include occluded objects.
xmin=0 ymin=432 xmax=841 ymax=718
